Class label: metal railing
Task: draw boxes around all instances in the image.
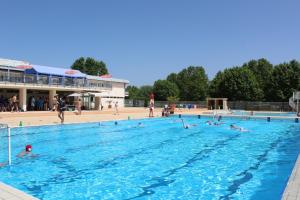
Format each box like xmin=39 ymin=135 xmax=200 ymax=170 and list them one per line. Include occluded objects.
xmin=0 ymin=72 xmax=113 ymax=90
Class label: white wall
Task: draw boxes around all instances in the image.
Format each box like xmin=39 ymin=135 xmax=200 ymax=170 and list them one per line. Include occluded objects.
xmin=99 ymin=82 xmax=126 ymax=108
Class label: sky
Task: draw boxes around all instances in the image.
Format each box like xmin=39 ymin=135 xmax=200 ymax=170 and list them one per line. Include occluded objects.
xmin=0 ymin=0 xmax=300 ymax=86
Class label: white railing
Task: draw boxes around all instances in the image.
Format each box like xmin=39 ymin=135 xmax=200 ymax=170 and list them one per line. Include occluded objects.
xmin=289 ymin=91 xmax=300 ymax=112
xmin=0 ymin=124 xmax=11 ymax=165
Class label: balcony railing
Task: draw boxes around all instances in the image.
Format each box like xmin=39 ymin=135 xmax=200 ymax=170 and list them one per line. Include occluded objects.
xmin=0 ymin=72 xmax=112 ymax=90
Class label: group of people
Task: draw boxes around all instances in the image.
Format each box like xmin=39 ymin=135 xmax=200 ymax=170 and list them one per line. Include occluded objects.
xmin=0 ymin=95 xmax=19 ymax=112
xmin=180 ymin=117 xmax=248 ymax=131
xmin=0 ymin=95 xmax=51 ymax=112
xmin=28 ymin=96 xmax=49 ymax=111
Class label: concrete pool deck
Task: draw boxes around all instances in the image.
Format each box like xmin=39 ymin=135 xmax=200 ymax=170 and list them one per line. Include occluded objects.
xmin=0 ymin=107 xmax=207 ymax=127
xmin=282 ymin=155 xmax=300 ymax=200
xmin=0 ymin=182 xmax=38 ymax=200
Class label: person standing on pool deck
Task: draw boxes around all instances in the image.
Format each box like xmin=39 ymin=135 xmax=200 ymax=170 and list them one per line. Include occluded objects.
xmin=114 ymin=101 xmax=119 ymax=115
xmin=58 ymin=96 xmax=67 ymax=123
xmin=149 ymin=93 xmax=154 ymax=117
xmin=75 ymin=98 xmax=82 ymax=115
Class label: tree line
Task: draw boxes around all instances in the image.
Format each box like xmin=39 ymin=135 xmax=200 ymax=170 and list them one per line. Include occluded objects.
xmin=126 ymin=58 xmax=300 ymax=102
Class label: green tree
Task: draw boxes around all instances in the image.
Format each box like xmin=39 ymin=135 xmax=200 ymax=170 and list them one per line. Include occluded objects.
xmin=242 ymin=58 xmax=273 ymax=100
xmin=138 ymin=85 xmax=153 ymax=100
xmin=269 ymin=60 xmax=300 ymax=101
xmin=71 ymin=57 xmax=108 ymax=76
xmin=209 ymin=67 xmax=263 ymax=101
xmin=176 ymin=66 xmax=209 ymax=101
xmin=126 ymin=86 xmax=140 ymax=99
xmin=166 ymin=73 xmax=178 ymax=84
xmin=153 ymin=80 xmax=179 ymax=101
xmin=209 ymin=71 xmax=224 ymax=98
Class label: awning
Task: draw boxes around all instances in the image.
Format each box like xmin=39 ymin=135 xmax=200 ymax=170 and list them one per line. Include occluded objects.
xmin=25 ymin=65 xmax=86 ymax=78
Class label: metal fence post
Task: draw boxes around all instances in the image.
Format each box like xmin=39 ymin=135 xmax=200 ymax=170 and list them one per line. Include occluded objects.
xmin=8 ymin=127 xmax=11 ymax=165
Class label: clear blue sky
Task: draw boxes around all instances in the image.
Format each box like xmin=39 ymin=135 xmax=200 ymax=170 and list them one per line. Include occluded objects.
xmin=0 ymin=0 xmax=299 ymax=86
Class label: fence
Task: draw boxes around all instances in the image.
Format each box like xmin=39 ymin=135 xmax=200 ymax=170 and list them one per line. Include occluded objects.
xmin=227 ymin=101 xmax=292 ymax=112
xmin=125 ymin=99 xmax=293 ymax=111
xmin=125 ymin=99 xmax=207 ymax=108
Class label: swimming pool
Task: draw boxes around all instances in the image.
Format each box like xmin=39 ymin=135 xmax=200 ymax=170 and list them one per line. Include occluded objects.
xmin=0 ymin=116 xmax=299 ymax=200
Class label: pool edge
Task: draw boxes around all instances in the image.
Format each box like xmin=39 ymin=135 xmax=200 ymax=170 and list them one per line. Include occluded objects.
xmin=282 ymin=154 xmax=300 ymax=200
xmin=0 ymin=182 xmax=38 ymax=200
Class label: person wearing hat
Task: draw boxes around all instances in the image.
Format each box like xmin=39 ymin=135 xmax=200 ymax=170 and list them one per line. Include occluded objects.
xmin=17 ymin=144 xmax=33 ymax=158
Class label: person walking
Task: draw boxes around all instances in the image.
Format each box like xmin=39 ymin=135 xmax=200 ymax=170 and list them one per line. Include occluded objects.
xmin=75 ymin=99 xmax=82 ymax=115
xmin=57 ymin=96 xmax=67 ymax=123
xmin=114 ymin=101 xmax=119 ymax=115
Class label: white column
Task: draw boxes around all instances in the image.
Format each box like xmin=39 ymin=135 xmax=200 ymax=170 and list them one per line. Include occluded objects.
xmin=19 ymin=88 xmax=27 ymax=111
xmin=49 ymin=90 xmax=56 ymax=109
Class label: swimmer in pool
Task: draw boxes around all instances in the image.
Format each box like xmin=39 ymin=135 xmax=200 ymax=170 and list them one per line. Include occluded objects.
xmin=213 ymin=121 xmax=224 ymax=126
xmin=230 ymin=124 xmax=249 ymax=132
xmin=17 ymin=145 xmax=34 ymax=158
xmin=205 ymin=121 xmax=213 ymax=125
xmin=134 ymin=122 xmax=144 ymax=128
xmin=181 ymin=119 xmax=197 ymax=129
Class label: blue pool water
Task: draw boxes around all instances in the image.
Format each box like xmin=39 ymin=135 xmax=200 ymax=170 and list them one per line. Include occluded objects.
xmin=0 ymin=116 xmax=300 ymax=200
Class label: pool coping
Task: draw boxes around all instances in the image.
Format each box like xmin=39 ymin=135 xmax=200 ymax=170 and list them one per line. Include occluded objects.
xmin=3 ymin=113 xmax=299 ymax=129
xmin=0 ymin=182 xmax=38 ymax=200
xmin=282 ymin=154 xmax=300 ymax=200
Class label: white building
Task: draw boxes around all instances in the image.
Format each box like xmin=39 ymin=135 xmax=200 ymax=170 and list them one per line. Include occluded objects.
xmin=0 ymin=58 xmax=129 ymax=111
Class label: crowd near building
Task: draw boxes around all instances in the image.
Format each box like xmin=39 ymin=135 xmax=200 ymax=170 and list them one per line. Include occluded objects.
xmin=0 ymin=58 xmax=129 ymax=112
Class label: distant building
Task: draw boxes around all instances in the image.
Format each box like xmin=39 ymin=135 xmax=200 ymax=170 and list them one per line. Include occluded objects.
xmin=0 ymin=58 xmax=129 ymax=111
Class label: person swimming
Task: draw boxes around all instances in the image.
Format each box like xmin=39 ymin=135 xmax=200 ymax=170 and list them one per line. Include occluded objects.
xmin=230 ymin=124 xmax=248 ymax=132
xmin=181 ymin=119 xmax=197 ymax=129
xmin=134 ymin=122 xmax=144 ymax=128
xmin=114 ymin=121 xmax=118 ymax=125
xmin=205 ymin=121 xmax=213 ymax=125
xmin=17 ymin=144 xmax=33 ymax=158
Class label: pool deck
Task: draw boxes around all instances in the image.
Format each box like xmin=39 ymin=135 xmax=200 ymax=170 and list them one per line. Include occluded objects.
xmin=0 ymin=107 xmax=207 ymax=127
xmin=0 ymin=182 xmax=38 ymax=200
xmin=282 ymin=155 xmax=300 ymax=200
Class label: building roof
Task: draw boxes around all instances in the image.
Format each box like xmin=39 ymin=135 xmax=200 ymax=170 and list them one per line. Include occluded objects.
xmin=0 ymin=58 xmax=30 ymax=67
xmin=0 ymin=58 xmax=129 ymax=83
xmin=86 ymin=75 xmax=129 ymax=84
xmin=25 ymin=65 xmax=86 ymax=78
